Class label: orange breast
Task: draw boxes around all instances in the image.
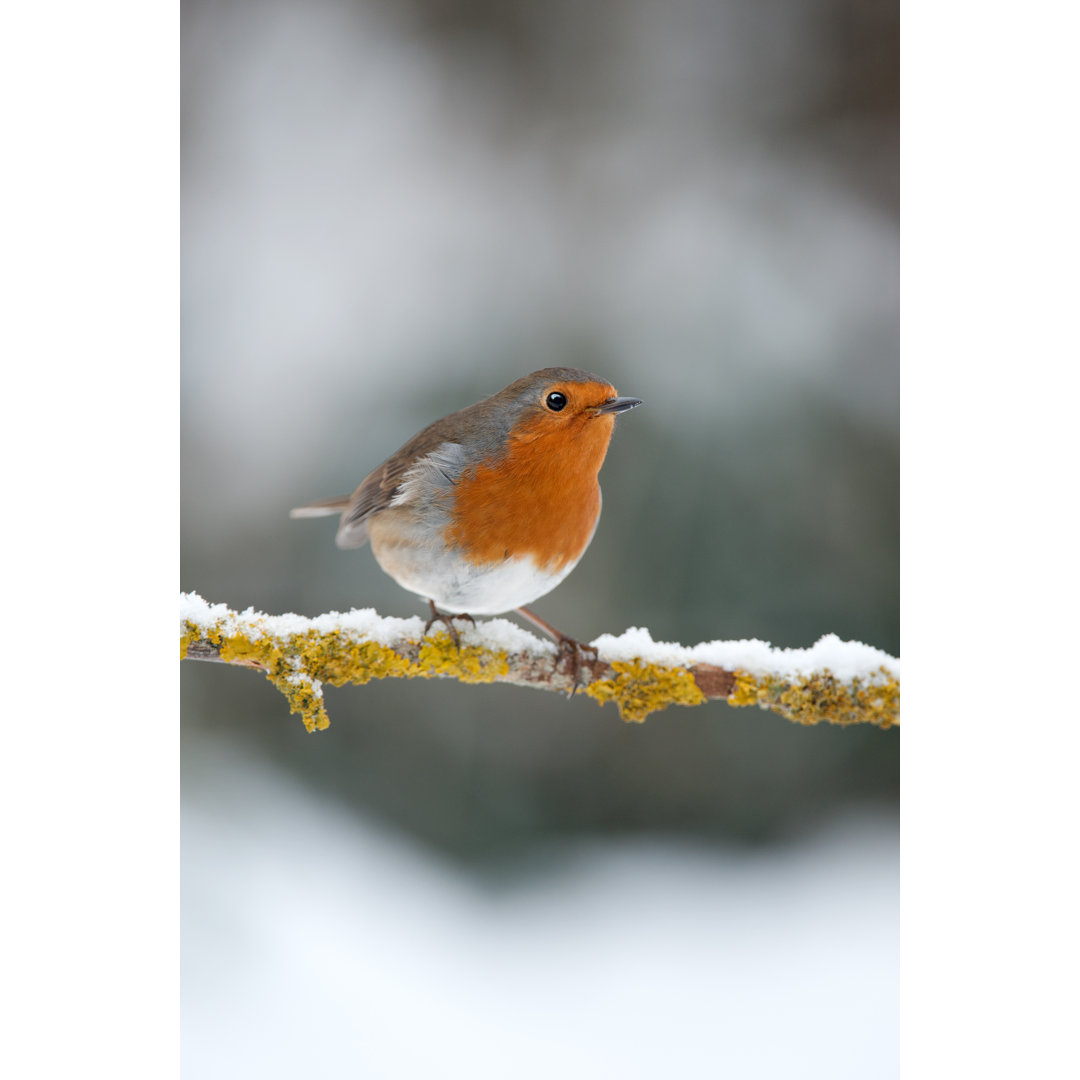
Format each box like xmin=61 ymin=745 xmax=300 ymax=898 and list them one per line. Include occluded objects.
xmin=446 ymin=412 xmax=615 ymax=571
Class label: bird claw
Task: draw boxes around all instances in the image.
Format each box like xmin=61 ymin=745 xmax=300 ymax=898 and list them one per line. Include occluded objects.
xmin=554 ymin=637 xmax=601 ymax=697
xmin=423 ymin=601 xmax=475 ymax=651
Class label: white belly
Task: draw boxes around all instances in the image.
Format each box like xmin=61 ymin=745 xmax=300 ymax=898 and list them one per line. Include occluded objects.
xmin=370 ymin=534 xmax=577 ymax=615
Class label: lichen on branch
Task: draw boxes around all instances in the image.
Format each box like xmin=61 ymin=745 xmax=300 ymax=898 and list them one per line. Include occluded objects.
xmin=180 ymin=592 xmax=900 ymax=732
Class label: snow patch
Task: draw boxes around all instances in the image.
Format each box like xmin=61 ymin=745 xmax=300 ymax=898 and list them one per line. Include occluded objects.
xmin=592 ymin=626 xmax=898 ymax=682
xmin=182 ymin=592 xmax=898 ymax=680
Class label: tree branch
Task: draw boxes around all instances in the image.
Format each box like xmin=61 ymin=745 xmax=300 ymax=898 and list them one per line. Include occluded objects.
xmin=180 ymin=593 xmax=899 ymax=733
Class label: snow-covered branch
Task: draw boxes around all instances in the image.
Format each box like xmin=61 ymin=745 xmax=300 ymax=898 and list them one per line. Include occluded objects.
xmin=180 ymin=592 xmax=900 ymax=732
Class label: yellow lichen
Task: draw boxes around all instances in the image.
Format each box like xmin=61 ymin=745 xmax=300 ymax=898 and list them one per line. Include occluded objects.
xmin=182 ymin=617 xmax=518 ymax=732
xmin=267 ymin=667 xmax=329 ymax=733
xmin=218 ymin=634 xmax=276 ymax=668
xmin=294 ymin=633 xmax=414 ymax=687
xmin=586 ymin=660 xmax=707 ymax=723
xmin=728 ymin=667 xmax=899 ymax=728
xmin=417 ymin=633 xmax=509 ymax=683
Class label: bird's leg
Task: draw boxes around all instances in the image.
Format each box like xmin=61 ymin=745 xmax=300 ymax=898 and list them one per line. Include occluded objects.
xmin=515 ymin=606 xmax=601 ymax=695
xmin=423 ymin=599 xmax=475 ymax=651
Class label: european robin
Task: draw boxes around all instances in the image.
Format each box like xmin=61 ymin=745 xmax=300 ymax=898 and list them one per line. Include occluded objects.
xmin=290 ymin=367 xmax=642 ymax=682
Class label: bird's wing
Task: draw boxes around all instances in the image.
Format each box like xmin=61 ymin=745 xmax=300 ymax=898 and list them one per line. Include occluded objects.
xmin=333 ymin=416 xmax=469 ymax=549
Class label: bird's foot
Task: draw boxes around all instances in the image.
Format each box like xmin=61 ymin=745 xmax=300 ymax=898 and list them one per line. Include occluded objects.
xmin=553 ymin=636 xmax=602 ymax=697
xmin=515 ymin=606 xmax=604 ymax=696
xmin=423 ymin=600 xmax=475 ymax=651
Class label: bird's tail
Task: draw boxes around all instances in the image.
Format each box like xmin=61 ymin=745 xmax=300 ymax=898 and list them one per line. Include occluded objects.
xmin=289 ymin=496 xmax=350 ymax=519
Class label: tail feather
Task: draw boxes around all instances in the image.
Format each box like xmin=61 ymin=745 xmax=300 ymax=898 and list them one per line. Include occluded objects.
xmin=289 ymin=496 xmax=350 ymax=519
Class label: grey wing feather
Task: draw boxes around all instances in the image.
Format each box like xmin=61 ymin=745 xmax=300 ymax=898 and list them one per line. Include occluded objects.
xmin=334 ymin=429 xmax=469 ymax=550
xmin=295 ymin=398 xmax=500 ymax=550
xmin=334 ymin=465 xmax=394 ymax=548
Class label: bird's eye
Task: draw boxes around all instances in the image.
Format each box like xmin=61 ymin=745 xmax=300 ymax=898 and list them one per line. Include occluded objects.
xmin=546 ymin=391 xmax=568 ymax=412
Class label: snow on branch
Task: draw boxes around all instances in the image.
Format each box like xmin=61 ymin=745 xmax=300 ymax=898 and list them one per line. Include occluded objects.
xmin=180 ymin=592 xmax=900 ymax=732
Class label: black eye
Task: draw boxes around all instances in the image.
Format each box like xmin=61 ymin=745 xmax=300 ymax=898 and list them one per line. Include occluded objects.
xmin=546 ymin=391 xmax=567 ymax=412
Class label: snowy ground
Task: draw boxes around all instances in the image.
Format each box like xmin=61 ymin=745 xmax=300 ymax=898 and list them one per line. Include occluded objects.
xmin=182 ymin=738 xmax=897 ymax=1079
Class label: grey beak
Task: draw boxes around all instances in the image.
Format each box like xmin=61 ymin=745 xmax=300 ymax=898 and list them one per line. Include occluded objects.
xmin=596 ymin=396 xmax=643 ymax=415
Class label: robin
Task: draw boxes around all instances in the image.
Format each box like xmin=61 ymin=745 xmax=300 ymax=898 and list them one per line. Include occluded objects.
xmin=290 ymin=367 xmax=642 ymax=683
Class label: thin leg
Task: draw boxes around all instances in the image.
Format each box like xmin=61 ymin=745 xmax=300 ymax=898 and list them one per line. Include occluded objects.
xmin=516 ymin=606 xmax=601 ymax=695
xmin=423 ymin=599 xmax=475 ymax=650
xmin=514 ymin=606 xmax=567 ymax=642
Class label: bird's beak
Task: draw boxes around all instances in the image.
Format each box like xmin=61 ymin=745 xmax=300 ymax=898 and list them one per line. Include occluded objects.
xmin=595 ymin=396 xmax=643 ymax=415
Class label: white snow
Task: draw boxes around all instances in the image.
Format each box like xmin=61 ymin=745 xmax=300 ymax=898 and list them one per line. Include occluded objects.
xmin=593 ymin=626 xmax=899 ymax=681
xmin=181 ymin=591 xmax=552 ymax=655
xmin=183 ymin=592 xmax=898 ymax=682
xmin=182 ymin=739 xmax=899 ymax=1080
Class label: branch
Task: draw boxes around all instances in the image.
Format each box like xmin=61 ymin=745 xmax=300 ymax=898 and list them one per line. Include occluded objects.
xmin=180 ymin=592 xmax=899 ymax=733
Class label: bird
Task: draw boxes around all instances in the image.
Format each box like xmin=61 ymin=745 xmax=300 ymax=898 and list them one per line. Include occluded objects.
xmin=290 ymin=367 xmax=642 ymax=684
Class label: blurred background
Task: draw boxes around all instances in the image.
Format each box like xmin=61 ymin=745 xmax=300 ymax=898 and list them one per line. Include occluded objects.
xmin=181 ymin=0 xmax=898 ymax=1075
